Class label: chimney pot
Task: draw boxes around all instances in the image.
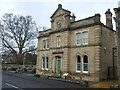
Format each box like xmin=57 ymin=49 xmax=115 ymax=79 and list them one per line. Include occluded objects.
xmin=105 ymin=9 xmax=113 ymax=29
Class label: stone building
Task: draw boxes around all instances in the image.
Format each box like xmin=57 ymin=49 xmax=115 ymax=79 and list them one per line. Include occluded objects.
xmin=114 ymin=6 xmax=120 ymax=86
xmin=36 ymin=4 xmax=116 ymax=82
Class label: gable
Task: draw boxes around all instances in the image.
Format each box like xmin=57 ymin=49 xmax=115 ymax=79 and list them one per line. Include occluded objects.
xmin=50 ymin=4 xmax=71 ymax=19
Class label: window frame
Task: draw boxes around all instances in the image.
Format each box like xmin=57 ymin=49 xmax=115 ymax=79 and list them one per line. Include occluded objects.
xmin=76 ymin=55 xmax=81 ymax=72
xmin=46 ymin=39 xmax=50 ymax=49
xmin=42 ymin=57 xmax=45 ymax=70
xmin=56 ymin=35 xmax=61 ymax=47
xmin=45 ymin=57 xmax=49 ymax=70
xmin=43 ymin=40 xmax=46 ymax=49
xmin=82 ymin=32 xmax=88 ymax=45
xmin=76 ymin=33 xmax=82 ymax=46
xmin=82 ymin=55 xmax=88 ymax=73
xmin=76 ymin=31 xmax=88 ymax=46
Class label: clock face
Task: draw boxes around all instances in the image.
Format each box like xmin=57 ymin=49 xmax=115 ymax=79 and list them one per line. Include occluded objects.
xmin=57 ymin=20 xmax=62 ymax=27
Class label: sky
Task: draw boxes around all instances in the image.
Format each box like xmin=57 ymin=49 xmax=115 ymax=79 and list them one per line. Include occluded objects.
xmin=0 ymin=0 xmax=119 ymax=30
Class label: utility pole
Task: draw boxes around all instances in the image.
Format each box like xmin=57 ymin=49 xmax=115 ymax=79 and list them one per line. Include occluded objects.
xmin=114 ymin=2 xmax=120 ymax=87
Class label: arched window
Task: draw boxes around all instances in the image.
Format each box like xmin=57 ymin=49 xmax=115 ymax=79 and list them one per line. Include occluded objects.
xmin=83 ymin=55 xmax=88 ymax=73
xmin=76 ymin=55 xmax=81 ymax=72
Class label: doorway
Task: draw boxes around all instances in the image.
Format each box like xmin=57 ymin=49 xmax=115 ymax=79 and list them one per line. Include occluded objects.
xmin=56 ymin=56 xmax=61 ymax=76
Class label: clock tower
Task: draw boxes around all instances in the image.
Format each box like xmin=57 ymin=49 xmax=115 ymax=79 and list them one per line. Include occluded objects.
xmin=50 ymin=4 xmax=71 ymax=30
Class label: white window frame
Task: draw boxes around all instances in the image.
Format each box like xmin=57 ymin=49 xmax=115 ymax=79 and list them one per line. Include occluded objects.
xmin=82 ymin=32 xmax=88 ymax=45
xmin=76 ymin=33 xmax=82 ymax=45
xmin=57 ymin=35 xmax=61 ymax=47
xmin=43 ymin=39 xmax=50 ymax=49
xmin=82 ymin=55 xmax=88 ymax=73
xmin=76 ymin=31 xmax=88 ymax=46
xmin=42 ymin=57 xmax=45 ymax=70
xmin=43 ymin=40 xmax=46 ymax=49
xmin=45 ymin=57 xmax=49 ymax=70
xmin=46 ymin=39 xmax=50 ymax=49
xmin=76 ymin=55 xmax=81 ymax=72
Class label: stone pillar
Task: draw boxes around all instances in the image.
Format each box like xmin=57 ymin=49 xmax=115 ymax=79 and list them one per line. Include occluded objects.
xmin=114 ymin=7 xmax=120 ymax=87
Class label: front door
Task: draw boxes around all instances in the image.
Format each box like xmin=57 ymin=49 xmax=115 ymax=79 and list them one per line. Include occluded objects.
xmin=56 ymin=56 xmax=61 ymax=76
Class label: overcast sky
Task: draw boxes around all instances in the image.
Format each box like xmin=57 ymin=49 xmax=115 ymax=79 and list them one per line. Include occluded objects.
xmin=0 ymin=0 xmax=119 ymax=30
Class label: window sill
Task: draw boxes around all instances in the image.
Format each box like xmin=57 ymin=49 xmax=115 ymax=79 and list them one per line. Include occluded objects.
xmin=76 ymin=71 xmax=81 ymax=73
xmin=76 ymin=44 xmax=88 ymax=46
xmin=42 ymin=68 xmax=45 ymax=70
xmin=76 ymin=44 xmax=82 ymax=46
xmin=82 ymin=71 xmax=88 ymax=74
xmin=41 ymin=69 xmax=49 ymax=71
xmin=45 ymin=69 xmax=48 ymax=70
xmin=42 ymin=49 xmax=50 ymax=51
xmin=82 ymin=43 xmax=88 ymax=45
xmin=57 ymin=46 xmax=61 ymax=48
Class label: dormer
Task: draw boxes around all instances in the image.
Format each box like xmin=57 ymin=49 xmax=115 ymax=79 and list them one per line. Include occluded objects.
xmin=50 ymin=4 xmax=71 ymax=30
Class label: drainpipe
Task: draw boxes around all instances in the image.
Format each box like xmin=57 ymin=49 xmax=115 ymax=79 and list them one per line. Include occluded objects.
xmin=112 ymin=47 xmax=116 ymax=79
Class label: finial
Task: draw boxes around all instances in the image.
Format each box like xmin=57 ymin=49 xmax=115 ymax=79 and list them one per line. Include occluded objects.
xmin=58 ymin=4 xmax=62 ymax=9
xmin=105 ymin=9 xmax=112 ymax=15
xmin=72 ymin=13 xmax=76 ymax=18
xmin=72 ymin=13 xmax=75 ymax=16
xmin=108 ymin=9 xmax=110 ymax=12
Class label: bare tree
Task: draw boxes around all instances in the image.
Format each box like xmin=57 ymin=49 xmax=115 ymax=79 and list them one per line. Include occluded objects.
xmin=0 ymin=13 xmax=38 ymax=64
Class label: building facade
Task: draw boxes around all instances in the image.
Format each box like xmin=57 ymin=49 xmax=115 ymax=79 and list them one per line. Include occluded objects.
xmin=36 ymin=4 xmax=116 ymax=82
xmin=114 ymin=6 xmax=120 ymax=86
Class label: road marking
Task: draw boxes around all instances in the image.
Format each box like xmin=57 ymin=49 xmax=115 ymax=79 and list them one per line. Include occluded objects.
xmin=5 ymin=83 xmax=23 ymax=90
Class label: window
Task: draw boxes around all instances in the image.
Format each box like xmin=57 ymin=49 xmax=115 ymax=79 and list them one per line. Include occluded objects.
xmin=76 ymin=33 xmax=82 ymax=45
xmin=76 ymin=31 xmax=88 ymax=45
xmin=76 ymin=56 xmax=81 ymax=72
xmin=57 ymin=35 xmax=61 ymax=47
xmin=46 ymin=39 xmax=50 ymax=49
xmin=57 ymin=20 xmax=62 ymax=27
xmin=43 ymin=39 xmax=50 ymax=49
xmin=82 ymin=32 xmax=88 ymax=45
xmin=42 ymin=57 xmax=49 ymax=70
xmin=76 ymin=55 xmax=89 ymax=73
xmin=42 ymin=57 xmax=45 ymax=69
xmin=43 ymin=40 xmax=46 ymax=49
xmin=83 ymin=55 xmax=88 ymax=73
xmin=46 ymin=57 xmax=49 ymax=70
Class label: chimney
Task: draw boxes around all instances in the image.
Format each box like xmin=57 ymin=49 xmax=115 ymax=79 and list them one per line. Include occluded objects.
xmin=105 ymin=9 xmax=113 ymax=29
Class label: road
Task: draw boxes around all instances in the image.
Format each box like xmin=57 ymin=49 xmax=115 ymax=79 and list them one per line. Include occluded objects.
xmin=2 ymin=70 xmax=87 ymax=89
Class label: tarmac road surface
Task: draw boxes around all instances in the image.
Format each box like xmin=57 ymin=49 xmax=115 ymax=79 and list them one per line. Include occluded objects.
xmin=2 ymin=70 xmax=87 ymax=89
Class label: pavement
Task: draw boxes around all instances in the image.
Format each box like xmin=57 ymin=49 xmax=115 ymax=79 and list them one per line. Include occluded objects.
xmin=25 ymin=73 xmax=119 ymax=88
xmin=89 ymin=80 xmax=118 ymax=88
